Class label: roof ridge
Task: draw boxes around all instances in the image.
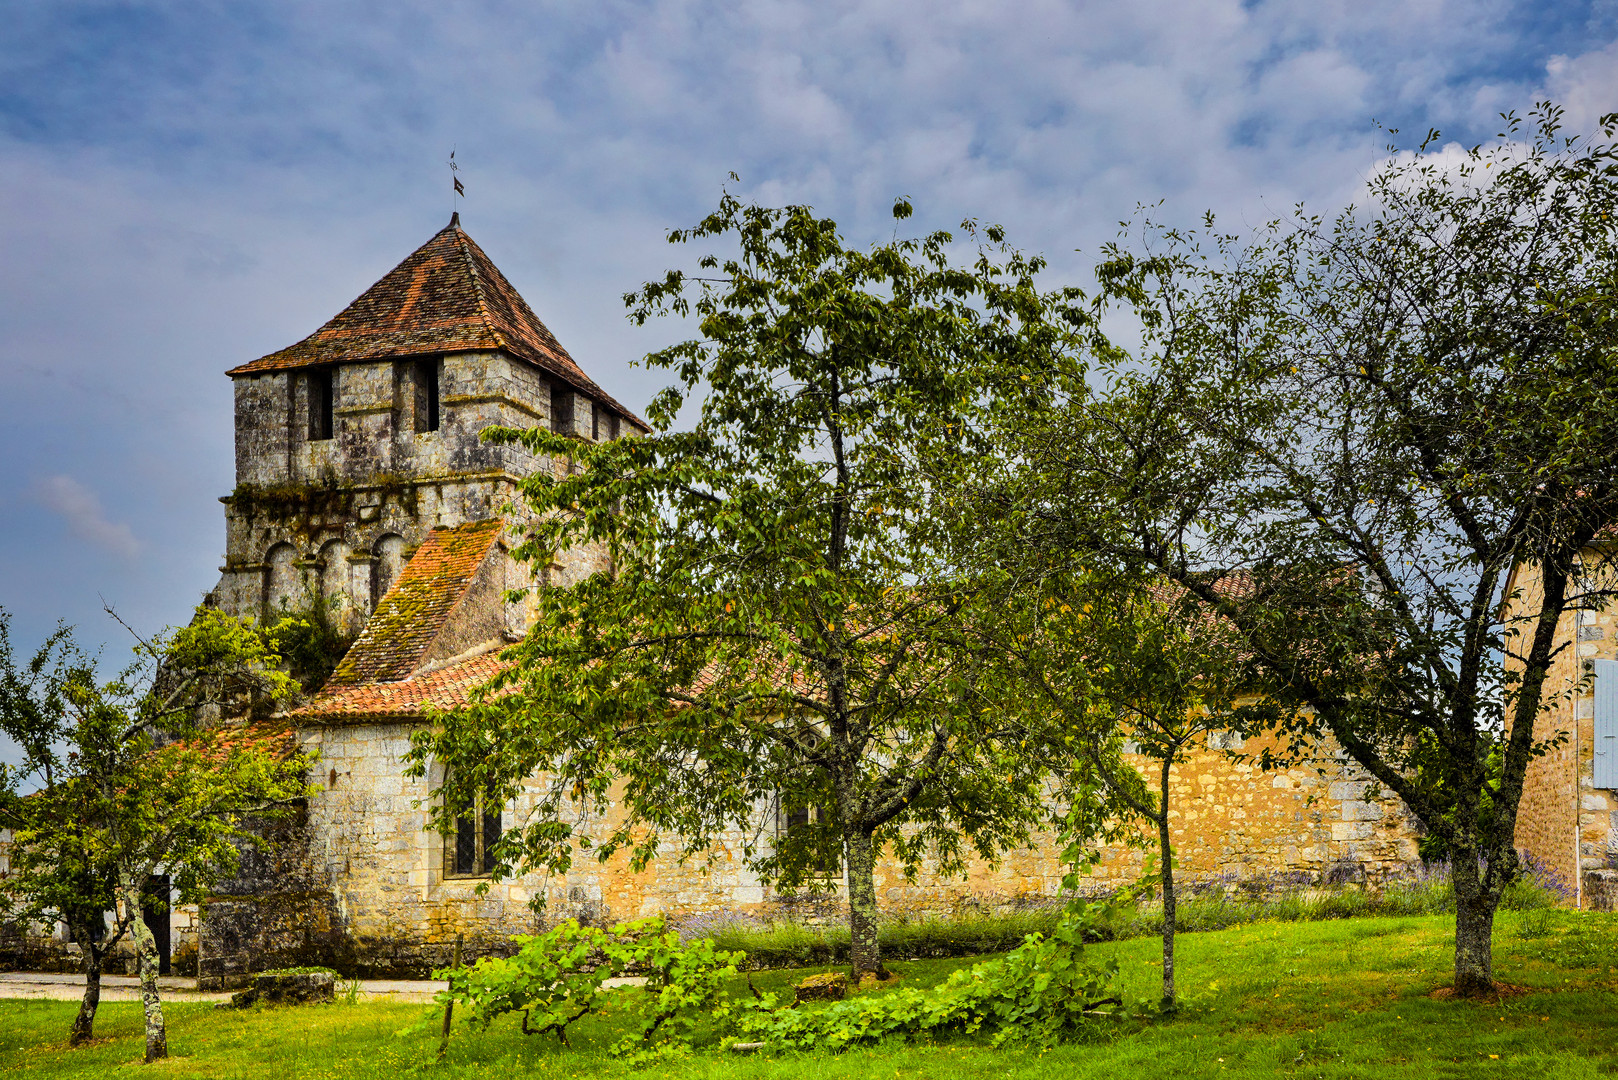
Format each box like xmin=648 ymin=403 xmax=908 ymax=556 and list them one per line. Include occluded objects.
xmin=451 ymin=221 xmax=513 ymax=356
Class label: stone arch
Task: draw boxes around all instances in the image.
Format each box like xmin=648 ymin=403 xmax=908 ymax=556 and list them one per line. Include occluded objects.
xmin=318 ymin=538 xmax=353 ymax=617
xmin=263 ymin=542 xmax=300 ymax=615
xmin=373 ymin=533 xmax=407 ymax=601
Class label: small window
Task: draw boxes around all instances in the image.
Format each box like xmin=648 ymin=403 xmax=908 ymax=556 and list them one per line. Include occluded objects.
xmin=307 ymin=369 xmax=334 ymax=441
xmin=444 ymin=780 xmax=502 ymax=878
xmin=414 ymin=359 xmax=440 ymax=433
xmin=591 ymin=401 xmax=602 ymax=441
xmin=778 ymin=800 xmax=840 ymax=876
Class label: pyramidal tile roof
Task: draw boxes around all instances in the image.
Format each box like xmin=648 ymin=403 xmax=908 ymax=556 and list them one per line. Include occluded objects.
xmin=324 ymin=519 xmax=507 ymax=688
xmin=228 ymin=214 xmax=647 ymax=430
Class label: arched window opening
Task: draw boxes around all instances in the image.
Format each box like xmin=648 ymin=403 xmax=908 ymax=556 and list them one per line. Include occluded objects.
xmin=263 ymin=543 xmax=299 ymax=614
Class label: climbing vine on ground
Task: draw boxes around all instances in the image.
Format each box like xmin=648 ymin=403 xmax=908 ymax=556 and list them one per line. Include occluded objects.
xmin=726 ymin=893 xmax=1132 ymax=1051
xmin=417 ymin=896 xmax=1136 ymax=1061
xmin=415 ymin=917 xmax=743 ymax=1061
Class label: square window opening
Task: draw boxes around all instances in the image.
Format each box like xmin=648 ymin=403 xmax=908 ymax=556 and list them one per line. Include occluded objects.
xmin=414 ymin=359 xmax=440 ymax=433
xmin=307 ymin=369 xmax=335 ymax=441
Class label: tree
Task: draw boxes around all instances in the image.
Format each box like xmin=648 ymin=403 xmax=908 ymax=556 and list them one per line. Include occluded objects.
xmin=0 ymin=607 xmax=308 ymax=1058
xmin=988 ymin=105 xmax=1618 ymax=997
xmin=980 ymin=569 xmax=1277 ymax=1009
xmin=408 ymin=194 xmax=1075 ymax=980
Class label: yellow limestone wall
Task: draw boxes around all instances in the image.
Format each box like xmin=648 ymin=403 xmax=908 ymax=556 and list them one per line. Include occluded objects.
xmin=283 ymin=722 xmax=1423 ymax=970
xmin=1507 ymin=558 xmax=1617 ymax=906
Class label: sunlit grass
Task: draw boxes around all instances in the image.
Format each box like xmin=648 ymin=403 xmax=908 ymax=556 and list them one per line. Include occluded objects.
xmin=3 ymin=908 xmax=1615 ymax=1078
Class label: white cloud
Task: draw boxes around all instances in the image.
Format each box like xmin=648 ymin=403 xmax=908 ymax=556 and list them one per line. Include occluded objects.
xmin=34 ymin=475 xmax=141 ymax=561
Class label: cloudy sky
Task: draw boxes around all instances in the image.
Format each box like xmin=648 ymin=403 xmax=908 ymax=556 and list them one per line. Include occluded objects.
xmin=1 ymin=0 xmax=1615 ymax=674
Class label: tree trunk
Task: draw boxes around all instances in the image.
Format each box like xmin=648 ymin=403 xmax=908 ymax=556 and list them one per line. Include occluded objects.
xmin=69 ymin=944 xmax=102 ymax=1047
xmin=121 ymin=881 xmax=168 ymax=1062
xmin=1158 ymin=757 xmax=1176 ymax=1010
xmin=1451 ymin=856 xmax=1497 ymax=997
xmin=845 ymin=830 xmax=887 ymax=981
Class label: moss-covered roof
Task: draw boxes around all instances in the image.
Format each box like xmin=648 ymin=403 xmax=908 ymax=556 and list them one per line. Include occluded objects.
xmin=323 ymin=519 xmax=506 ymax=688
xmin=295 ymin=652 xmax=511 ymax=721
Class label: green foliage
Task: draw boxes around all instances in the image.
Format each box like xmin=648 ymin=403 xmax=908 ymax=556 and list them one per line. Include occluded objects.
xmin=0 ymin=604 xmax=311 ymax=1051
xmin=264 ymin=591 xmax=355 ymax=693
xmin=425 ymin=901 xmax=1129 ymax=1061
xmin=976 ymin=103 xmax=1618 ymax=994
xmin=418 ymin=916 xmax=742 ymax=1061
xmin=725 ymin=896 xmax=1128 ymax=1051
xmin=408 ymin=191 xmax=1089 ymax=975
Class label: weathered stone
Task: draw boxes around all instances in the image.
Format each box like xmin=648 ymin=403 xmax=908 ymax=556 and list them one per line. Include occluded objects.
xmin=794 ymin=972 xmax=848 ymax=1002
xmin=229 ymin=971 xmax=335 ymax=1008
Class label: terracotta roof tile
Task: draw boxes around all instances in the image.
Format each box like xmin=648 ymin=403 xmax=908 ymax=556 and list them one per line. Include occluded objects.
xmin=226 ymin=215 xmax=648 ymax=431
xmin=295 ymin=652 xmax=512 ymax=721
xmin=174 ymin=720 xmax=300 ymax=761
xmin=325 ymin=519 xmax=506 ymax=688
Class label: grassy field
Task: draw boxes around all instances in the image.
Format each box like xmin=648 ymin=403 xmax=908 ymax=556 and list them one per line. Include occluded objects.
xmin=3 ymin=908 xmax=1616 ymax=1079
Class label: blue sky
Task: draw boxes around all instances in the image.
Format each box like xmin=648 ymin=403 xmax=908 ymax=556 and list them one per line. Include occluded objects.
xmin=1 ymin=0 xmax=1616 ymax=691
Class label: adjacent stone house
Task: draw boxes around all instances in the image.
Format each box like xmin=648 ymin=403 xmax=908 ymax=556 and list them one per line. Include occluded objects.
xmin=1505 ymin=559 xmax=1618 ymax=911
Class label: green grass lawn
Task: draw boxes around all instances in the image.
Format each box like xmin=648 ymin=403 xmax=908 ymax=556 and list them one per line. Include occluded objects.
xmin=5 ymin=909 xmax=1616 ymax=1079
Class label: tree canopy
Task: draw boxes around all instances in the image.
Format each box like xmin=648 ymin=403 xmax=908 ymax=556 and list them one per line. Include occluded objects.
xmin=0 ymin=606 xmax=308 ymax=1057
xmin=978 ymin=105 xmax=1618 ymax=997
xmin=408 ymin=193 xmax=1084 ymax=978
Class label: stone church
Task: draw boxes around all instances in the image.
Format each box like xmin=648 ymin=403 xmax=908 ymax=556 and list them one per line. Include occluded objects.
xmin=15 ymin=214 xmax=1518 ymax=984
xmin=176 ymin=215 xmax=1445 ymax=986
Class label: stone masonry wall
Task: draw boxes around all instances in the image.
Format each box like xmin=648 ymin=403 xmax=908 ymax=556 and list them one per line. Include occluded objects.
xmin=1510 ymin=558 xmax=1618 ymax=907
xmin=214 ymin=348 xmax=618 ymax=629
xmin=232 ymin=723 xmax=1424 ymax=977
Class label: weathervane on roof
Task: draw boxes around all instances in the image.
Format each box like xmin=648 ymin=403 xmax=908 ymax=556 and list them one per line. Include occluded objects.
xmin=448 ymin=148 xmax=464 ymax=220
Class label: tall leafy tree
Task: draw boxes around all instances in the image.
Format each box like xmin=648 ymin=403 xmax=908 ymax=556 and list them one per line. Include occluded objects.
xmin=987 ymin=106 xmax=1618 ymax=997
xmin=0 ymin=607 xmax=308 ymax=1058
xmin=409 ymin=194 xmax=1075 ymax=979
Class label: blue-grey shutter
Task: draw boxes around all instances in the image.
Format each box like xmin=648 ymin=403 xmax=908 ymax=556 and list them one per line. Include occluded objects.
xmin=1594 ymin=659 xmax=1618 ymax=789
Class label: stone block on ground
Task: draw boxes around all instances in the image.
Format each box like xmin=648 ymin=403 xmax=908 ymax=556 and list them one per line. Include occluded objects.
xmin=229 ymin=970 xmax=336 ymax=1008
xmin=794 ymin=971 xmax=847 ymax=1003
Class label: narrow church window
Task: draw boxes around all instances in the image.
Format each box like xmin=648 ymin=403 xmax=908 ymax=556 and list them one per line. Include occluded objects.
xmin=414 ymin=359 xmax=440 ymax=433
xmin=308 ymin=369 xmax=335 ymax=441
xmin=444 ymin=780 xmax=502 ymax=878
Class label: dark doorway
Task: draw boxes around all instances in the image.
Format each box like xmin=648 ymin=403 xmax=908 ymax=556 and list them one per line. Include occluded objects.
xmin=141 ymin=875 xmax=171 ymax=976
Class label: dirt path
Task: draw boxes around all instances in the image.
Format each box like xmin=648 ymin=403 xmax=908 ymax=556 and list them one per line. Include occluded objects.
xmin=0 ymin=971 xmax=450 ymax=1004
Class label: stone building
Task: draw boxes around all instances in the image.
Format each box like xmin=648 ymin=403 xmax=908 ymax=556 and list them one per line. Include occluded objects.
xmin=1506 ymin=559 xmax=1618 ymax=911
xmin=184 ymin=216 xmax=1433 ymax=985
xmin=0 ymin=215 xmax=1440 ymax=983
